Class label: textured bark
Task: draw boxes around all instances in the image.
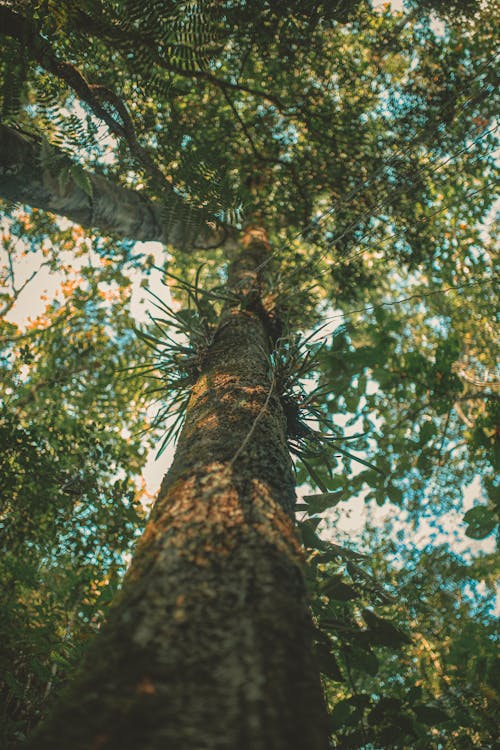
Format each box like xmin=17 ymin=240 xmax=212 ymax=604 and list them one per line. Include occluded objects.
xmin=26 ymin=229 xmax=330 ymax=750
xmin=0 ymin=124 xmax=223 ymax=248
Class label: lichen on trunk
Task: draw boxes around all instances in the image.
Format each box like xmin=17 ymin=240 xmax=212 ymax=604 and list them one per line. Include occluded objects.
xmin=26 ymin=227 xmax=330 ymax=750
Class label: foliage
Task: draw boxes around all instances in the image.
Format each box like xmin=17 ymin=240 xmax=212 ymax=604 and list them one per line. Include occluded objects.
xmin=0 ymin=209 xmax=153 ymax=745
xmin=302 ymin=257 xmax=499 ymax=536
xmin=0 ymin=0 xmax=498 ymax=746
xmin=2 ymin=0 xmax=498 ymax=238
xmin=313 ymin=533 xmax=500 ymax=749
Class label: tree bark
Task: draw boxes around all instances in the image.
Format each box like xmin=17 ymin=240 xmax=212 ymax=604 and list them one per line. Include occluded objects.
xmin=0 ymin=124 xmax=223 ymax=248
xmin=26 ymin=227 xmax=330 ymax=750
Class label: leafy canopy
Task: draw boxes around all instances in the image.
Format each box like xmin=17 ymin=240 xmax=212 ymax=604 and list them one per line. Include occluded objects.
xmin=0 ymin=0 xmax=498 ymax=747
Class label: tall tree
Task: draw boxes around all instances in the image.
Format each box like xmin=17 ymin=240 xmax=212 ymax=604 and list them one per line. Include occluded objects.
xmin=0 ymin=0 xmax=498 ymax=747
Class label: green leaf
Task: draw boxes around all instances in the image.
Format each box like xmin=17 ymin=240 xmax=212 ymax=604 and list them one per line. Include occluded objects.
xmin=70 ymin=164 xmax=93 ymax=198
xmin=329 ymin=700 xmax=354 ymax=731
xmin=413 ymin=703 xmax=450 ymax=725
xmin=367 ymin=697 xmax=403 ymax=726
xmin=419 ymin=420 xmax=437 ymax=445
xmin=344 ymin=392 xmax=359 ymax=412
xmin=464 ymin=505 xmax=497 ymax=539
xmin=299 ymin=519 xmax=326 ymax=551
xmin=300 ymin=457 xmax=329 ymax=493
xmin=416 ymin=451 xmax=432 ymax=472
xmin=3 ymin=672 xmax=24 ymax=699
xmin=346 ymin=645 xmax=379 ymax=676
xmin=357 ymin=469 xmax=380 ymax=488
xmin=315 ymin=643 xmax=344 ymax=682
xmin=322 ymin=575 xmax=359 ymax=601
xmin=387 ymin=484 xmax=403 ymax=504
xmin=330 ymin=698 xmax=366 ymax=731
xmin=407 ymin=686 xmax=423 ymax=703
xmin=362 ymin=609 xmax=411 ymax=648
xmin=485 ymin=479 xmax=500 ymax=512
xmin=379 ymin=721 xmax=415 ymax=744
xmin=57 ymin=165 xmax=72 ymax=195
xmin=302 ymin=490 xmax=344 ymax=514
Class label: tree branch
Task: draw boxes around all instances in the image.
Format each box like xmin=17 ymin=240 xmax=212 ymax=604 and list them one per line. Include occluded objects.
xmin=0 ymin=125 xmax=223 ymax=248
xmin=0 ymin=258 xmax=50 ymax=317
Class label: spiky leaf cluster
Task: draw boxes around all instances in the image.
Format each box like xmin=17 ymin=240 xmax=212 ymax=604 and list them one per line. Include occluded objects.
xmin=271 ymin=326 xmax=378 ymax=492
xmin=133 ymin=267 xmax=237 ymax=455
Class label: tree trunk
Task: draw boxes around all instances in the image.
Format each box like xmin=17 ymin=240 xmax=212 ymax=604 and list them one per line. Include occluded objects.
xmin=26 ymin=227 xmax=330 ymax=750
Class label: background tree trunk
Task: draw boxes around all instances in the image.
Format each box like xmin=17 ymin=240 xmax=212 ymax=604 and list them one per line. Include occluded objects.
xmin=26 ymin=228 xmax=330 ymax=750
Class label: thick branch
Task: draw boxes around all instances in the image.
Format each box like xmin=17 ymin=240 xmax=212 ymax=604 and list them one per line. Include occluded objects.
xmin=0 ymin=125 xmax=222 ymax=247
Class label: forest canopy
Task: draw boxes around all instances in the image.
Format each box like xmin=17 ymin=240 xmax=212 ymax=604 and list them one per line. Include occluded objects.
xmin=0 ymin=1 xmax=498 ymax=748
